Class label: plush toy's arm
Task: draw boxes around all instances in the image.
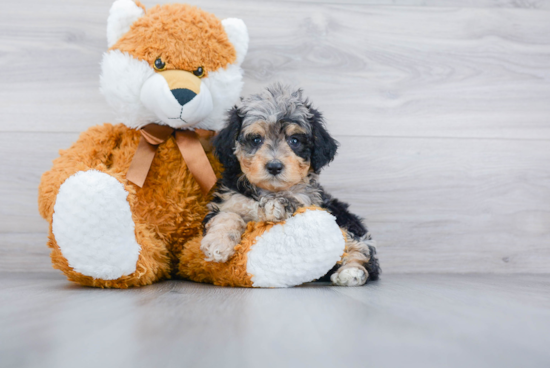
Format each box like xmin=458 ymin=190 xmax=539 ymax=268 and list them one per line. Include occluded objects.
xmin=38 ymin=123 xmax=137 ymax=221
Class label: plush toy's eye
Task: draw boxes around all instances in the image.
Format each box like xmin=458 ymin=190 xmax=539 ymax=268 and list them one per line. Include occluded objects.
xmin=154 ymin=58 xmax=166 ymax=71
xmin=193 ymin=66 xmax=205 ymax=78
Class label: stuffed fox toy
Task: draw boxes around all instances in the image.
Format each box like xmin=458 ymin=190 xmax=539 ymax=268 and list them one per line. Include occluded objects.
xmin=37 ymin=0 xmax=346 ymax=288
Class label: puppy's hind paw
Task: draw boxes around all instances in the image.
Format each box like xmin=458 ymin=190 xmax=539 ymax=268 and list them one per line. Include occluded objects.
xmin=331 ymin=266 xmax=368 ymax=286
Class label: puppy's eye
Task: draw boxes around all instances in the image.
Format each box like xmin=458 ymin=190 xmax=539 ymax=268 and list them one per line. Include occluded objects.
xmin=288 ymin=136 xmax=301 ymax=147
xmin=154 ymin=58 xmax=166 ymax=71
xmin=241 ymin=134 xmax=264 ymax=148
xmin=193 ymin=66 xmax=205 ymax=78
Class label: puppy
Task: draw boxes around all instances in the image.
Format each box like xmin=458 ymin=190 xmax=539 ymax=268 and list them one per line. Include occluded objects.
xmin=201 ymin=83 xmax=380 ymax=286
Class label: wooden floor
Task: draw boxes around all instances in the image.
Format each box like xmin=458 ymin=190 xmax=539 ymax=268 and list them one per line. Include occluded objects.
xmin=1 ymin=272 xmax=549 ymax=368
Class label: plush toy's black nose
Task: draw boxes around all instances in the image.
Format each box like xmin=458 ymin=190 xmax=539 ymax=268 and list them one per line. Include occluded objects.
xmin=171 ymin=88 xmax=197 ymax=106
xmin=266 ymin=160 xmax=284 ymax=176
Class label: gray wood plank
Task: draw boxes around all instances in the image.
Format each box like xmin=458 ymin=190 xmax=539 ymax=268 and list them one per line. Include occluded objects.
xmin=321 ymin=135 xmax=550 ymax=273
xmin=0 ymin=132 xmax=78 ymax=234
xmin=1 ymin=1 xmax=549 ymax=140
xmin=1 ymin=273 xmax=549 ymax=368
xmin=2 ymin=132 xmax=549 ymax=273
xmin=0 ymin=234 xmax=51 ymax=273
xmin=263 ymin=0 xmax=550 ymax=10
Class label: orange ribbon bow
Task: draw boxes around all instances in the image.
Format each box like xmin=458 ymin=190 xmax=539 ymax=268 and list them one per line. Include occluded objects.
xmin=126 ymin=123 xmax=217 ymax=195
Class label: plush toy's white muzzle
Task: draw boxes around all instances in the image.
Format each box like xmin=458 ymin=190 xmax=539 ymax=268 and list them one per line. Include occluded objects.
xmin=140 ymin=70 xmax=214 ymax=129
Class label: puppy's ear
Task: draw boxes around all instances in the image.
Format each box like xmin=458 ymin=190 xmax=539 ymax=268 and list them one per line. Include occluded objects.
xmin=214 ymin=106 xmax=242 ymax=171
xmin=308 ymin=106 xmax=339 ymax=172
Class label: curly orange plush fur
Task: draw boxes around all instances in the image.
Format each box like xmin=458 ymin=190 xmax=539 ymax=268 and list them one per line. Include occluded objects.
xmin=37 ymin=2 xmax=237 ymax=288
xmin=38 ymin=124 xmax=222 ymax=288
xmin=178 ymin=221 xmax=262 ymax=288
xmin=38 ymin=123 xmax=342 ymax=288
xmin=178 ymin=206 xmax=335 ymax=287
xmin=112 ymin=4 xmax=236 ymax=77
xmin=38 ymin=2 xmax=345 ymax=289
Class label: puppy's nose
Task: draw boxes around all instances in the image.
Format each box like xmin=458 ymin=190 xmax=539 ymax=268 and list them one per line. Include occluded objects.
xmin=171 ymin=88 xmax=197 ymax=106
xmin=266 ymin=160 xmax=284 ymax=176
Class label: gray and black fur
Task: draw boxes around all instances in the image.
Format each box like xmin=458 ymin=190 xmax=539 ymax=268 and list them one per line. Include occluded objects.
xmin=204 ymin=83 xmax=380 ymax=283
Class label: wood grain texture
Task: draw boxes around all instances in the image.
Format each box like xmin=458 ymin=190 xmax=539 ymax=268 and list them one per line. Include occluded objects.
xmin=0 ymin=234 xmax=52 ymax=273
xmin=1 ymin=0 xmax=549 ymax=274
xmin=265 ymin=0 xmax=550 ymax=9
xmin=323 ymin=136 xmax=550 ymax=273
xmin=0 ymin=132 xmax=78 ymax=234
xmin=1 ymin=1 xmax=550 ymax=139
xmin=1 ymin=272 xmax=550 ymax=368
xmin=2 ymin=132 xmax=549 ymax=273
xmin=238 ymin=3 xmax=550 ymax=140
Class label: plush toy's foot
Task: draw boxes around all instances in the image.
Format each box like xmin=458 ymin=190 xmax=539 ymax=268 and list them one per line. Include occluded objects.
xmin=53 ymin=170 xmax=140 ymax=279
xmin=179 ymin=207 xmax=346 ymax=288
xmin=330 ymin=265 xmax=368 ymax=287
xmin=50 ymin=170 xmax=170 ymax=288
xmin=246 ymin=209 xmax=345 ymax=287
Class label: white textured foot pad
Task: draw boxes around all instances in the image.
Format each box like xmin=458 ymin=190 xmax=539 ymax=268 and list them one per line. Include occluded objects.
xmin=52 ymin=170 xmax=141 ymax=280
xmin=247 ymin=210 xmax=345 ymax=288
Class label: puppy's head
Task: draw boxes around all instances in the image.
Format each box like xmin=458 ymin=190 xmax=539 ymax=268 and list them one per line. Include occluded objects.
xmin=215 ymin=84 xmax=338 ymax=192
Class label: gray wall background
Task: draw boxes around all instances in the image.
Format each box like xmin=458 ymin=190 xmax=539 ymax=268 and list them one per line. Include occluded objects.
xmin=1 ymin=0 xmax=549 ymax=273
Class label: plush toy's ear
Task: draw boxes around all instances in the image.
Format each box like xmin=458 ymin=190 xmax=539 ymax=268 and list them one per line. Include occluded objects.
xmin=222 ymin=18 xmax=249 ymax=66
xmin=107 ymin=0 xmax=145 ymax=48
xmin=214 ymin=106 xmax=243 ymax=172
xmin=308 ymin=106 xmax=339 ymax=172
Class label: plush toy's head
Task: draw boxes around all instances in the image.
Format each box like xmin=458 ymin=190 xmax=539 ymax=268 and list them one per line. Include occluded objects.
xmin=100 ymin=0 xmax=248 ymax=131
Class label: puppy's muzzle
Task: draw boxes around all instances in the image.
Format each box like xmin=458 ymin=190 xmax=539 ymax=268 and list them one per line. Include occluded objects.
xmin=266 ymin=160 xmax=284 ymax=176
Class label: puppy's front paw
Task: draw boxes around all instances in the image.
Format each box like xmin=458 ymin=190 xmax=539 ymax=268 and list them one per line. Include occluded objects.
xmin=331 ymin=266 xmax=368 ymax=286
xmin=258 ymin=197 xmax=292 ymax=222
xmin=200 ymin=230 xmax=240 ymax=263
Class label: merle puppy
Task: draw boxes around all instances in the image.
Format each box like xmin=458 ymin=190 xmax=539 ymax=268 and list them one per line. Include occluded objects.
xmin=201 ymin=84 xmax=380 ymax=286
